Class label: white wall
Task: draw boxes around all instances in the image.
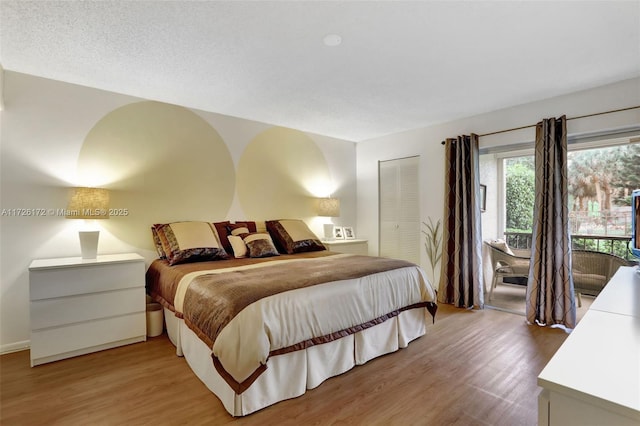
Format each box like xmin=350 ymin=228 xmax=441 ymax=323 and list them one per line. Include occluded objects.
xmin=356 ymin=77 xmax=640 ymax=282
xmin=0 ymin=64 xmax=5 ymax=110
xmin=0 ymin=72 xmax=357 ymax=352
xmin=479 ymin=154 xmax=499 ymax=240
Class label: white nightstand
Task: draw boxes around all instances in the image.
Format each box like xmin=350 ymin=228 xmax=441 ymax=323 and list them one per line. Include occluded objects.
xmin=29 ymin=253 xmax=146 ymax=367
xmin=322 ymin=239 xmax=368 ymax=255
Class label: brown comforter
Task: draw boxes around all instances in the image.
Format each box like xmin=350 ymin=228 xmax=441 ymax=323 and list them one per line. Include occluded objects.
xmin=146 ymin=251 xmax=335 ymax=313
xmin=183 ymin=254 xmax=432 ymax=347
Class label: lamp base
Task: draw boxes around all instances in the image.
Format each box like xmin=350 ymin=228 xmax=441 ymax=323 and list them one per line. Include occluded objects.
xmin=79 ymin=230 xmax=99 ymax=259
xmin=323 ymin=223 xmax=334 ymax=241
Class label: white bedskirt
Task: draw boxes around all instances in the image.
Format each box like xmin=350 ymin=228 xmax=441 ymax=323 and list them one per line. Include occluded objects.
xmin=163 ymin=306 xmax=428 ymax=416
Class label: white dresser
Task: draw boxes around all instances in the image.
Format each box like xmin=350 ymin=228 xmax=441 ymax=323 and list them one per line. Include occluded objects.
xmin=323 ymin=239 xmax=368 ymax=255
xmin=29 ymin=253 xmax=146 ymax=367
xmin=537 ymin=266 xmax=640 ymax=425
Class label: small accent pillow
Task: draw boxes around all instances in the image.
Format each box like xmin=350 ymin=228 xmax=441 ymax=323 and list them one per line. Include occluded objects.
xmin=229 ymin=232 xmax=280 ymax=257
xmin=153 ymin=221 xmax=228 ymax=265
xmin=213 ymin=221 xmax=257 ymax=254
xmin=229 ymin=225 xmax=250 ymax=236
xmin=228 ymin=235 xmax=248 ymax=258
xmin=266 ymin=219 xmax=325 ymax=254
xmin=488 ymin=239 xmax=515 ymax=256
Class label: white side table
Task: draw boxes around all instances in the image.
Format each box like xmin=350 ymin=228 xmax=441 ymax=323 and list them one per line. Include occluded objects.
xmin=322 ymin=239 xmax=368 ymax=255
xmin=29 ymin=253 xmax=146 ymax=366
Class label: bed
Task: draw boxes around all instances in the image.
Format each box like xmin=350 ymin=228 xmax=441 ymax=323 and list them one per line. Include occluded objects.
xmin=146 ymin=219 xmax=437 ymax=416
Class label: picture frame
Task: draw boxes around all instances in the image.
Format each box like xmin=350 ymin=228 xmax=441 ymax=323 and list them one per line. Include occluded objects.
xmin=480 ymin=184 xmax=487 ymax=212
xmin=343 ymin=226 xmax=355 ymax=239
xmin=333 ymin=226 xmax=345 ymax=240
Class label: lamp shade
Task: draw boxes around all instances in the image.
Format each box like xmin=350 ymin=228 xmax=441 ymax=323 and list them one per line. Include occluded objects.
xmin=66 ymin=187 xmax=110 ymax=219
xmin=317 ymin=197 xmax=340 ymax=217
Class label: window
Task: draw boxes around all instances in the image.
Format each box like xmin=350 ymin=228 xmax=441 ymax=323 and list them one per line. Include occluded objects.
xmin=487 ymin=137 xmax=640 ymax=258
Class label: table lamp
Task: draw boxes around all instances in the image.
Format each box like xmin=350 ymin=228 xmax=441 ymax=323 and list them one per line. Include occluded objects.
xmin=317 ymin=197 xmax=340 ymax=240
xmin=65 ymin=187 xmax=110 ymax=259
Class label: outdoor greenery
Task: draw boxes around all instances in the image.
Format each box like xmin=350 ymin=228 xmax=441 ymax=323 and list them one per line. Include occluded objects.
xmin=505 ymin=158 xmax=535 ymax=232
xmin=570 ymin=236 xmax=631 ymax=259
xmin=568 ymin=144 xmax=640 ymax=212
xmin=505 ymin=143 xmax=640 ymax=236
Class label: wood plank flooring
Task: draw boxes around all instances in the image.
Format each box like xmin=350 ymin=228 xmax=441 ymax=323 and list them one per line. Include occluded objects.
xmin=487 ymin=281 xmax=594 ymax=321
xmin=0 ymin=304 xmax=568 ymax=425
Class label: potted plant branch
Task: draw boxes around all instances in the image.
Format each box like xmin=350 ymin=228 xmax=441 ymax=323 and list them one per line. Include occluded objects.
xmin=421 ymin=217 xmax=442 ymax=285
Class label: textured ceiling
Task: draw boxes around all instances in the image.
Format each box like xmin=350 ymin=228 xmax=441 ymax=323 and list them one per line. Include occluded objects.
xmin=1 ymin=1 xmax=639 ymax=142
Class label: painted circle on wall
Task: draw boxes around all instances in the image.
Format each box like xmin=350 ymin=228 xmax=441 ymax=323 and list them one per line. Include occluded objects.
xmin=237 ymin=127 xmax=331 ymax=220
xmin=77 ymin=101 xmax=235 ymax=250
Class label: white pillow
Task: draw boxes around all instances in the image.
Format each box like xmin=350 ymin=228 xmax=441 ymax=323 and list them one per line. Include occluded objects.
xmin=230 ymin=226 xmax=250 ymax=236
xmin=489 ymin=239 xmax=514 ymax=256
xmin=228 ymin=235 xmax=248 ymax=258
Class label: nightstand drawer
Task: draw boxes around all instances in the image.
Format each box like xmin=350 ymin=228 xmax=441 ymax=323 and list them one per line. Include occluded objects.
xmin=30 ymin=312 xmax=146 ymax=364
xmin=29 ymin=253 xmax=146 ymax=366
xmin=30 ymin=261 xmax=144 ymax=300
xmin=30 ymin=287 xmax=145 ymax=330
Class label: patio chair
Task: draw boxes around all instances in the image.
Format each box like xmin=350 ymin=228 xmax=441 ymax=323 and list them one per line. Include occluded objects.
xmin=485 ymin=240 xmax=531 ymax=301
xmin=571 ymin=250 xmax=630 ymax=307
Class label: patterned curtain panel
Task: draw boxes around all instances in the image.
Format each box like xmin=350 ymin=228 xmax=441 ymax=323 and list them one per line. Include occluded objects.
xmin=438 ymin=134 xmax=484 ymax=309
xmin=525 ymin=116 xmax=576 ymax=328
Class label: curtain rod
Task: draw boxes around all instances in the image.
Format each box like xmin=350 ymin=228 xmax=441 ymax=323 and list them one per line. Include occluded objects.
xmin=440 ymin=105 xmax=640 ymax=144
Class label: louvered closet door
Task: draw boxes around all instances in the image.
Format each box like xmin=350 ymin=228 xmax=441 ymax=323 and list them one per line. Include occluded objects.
xmin=378 ymin=156 xmax=420 ymax=264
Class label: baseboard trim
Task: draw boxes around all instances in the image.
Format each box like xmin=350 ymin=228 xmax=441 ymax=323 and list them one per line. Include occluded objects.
xmin=1 ymin=340 xmax=30 ymax=355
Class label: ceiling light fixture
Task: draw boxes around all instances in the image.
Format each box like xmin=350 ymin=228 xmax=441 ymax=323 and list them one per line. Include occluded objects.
xmin=323 ymin=34 xmax=342 ymax=47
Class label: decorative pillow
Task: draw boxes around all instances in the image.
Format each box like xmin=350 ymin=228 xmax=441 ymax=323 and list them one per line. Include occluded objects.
xmin=212 ymin=221 xmax=232 ymax=252
xmin=213 ymin=221 xmax=257 ymax=254
xmin=265 ymin=219 xmax=325 ymax=254
xmin=151 ymin=227 xmax=166 ymax=259
xmin=228 ymin=235 xmax=248 ymax=258
xmin=242 ymin=232 xmax=280 ymax=258
xmin=228 ymin=225 xmax=250 ymax=236
xmin=488 ymin=239 xmax=515 ymax=256
xmin=233 ymin=221 xmax=257 ymax=232
xmin=153 ymin=221 xmax=228 ymax=265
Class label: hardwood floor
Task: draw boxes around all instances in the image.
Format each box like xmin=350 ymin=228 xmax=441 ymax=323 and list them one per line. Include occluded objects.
xmin=0 ymin=305 xmax=568 ymax=425
xmin=487 ymin=280 xmax=594 ymax=322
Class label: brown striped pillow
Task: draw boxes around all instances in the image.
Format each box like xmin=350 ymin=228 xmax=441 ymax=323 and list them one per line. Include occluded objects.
xmin=153 ymin=221 xmax=228 ymax=265
xmin=213 ymin=221 xmax=257 ymax=254
xmin=266 ymin=219 xmax=325 ymax=254
xmin=242 ymin=232 xmax=280 ymax=258
xmin=228 ymin=232 xmax=279 ymax=258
